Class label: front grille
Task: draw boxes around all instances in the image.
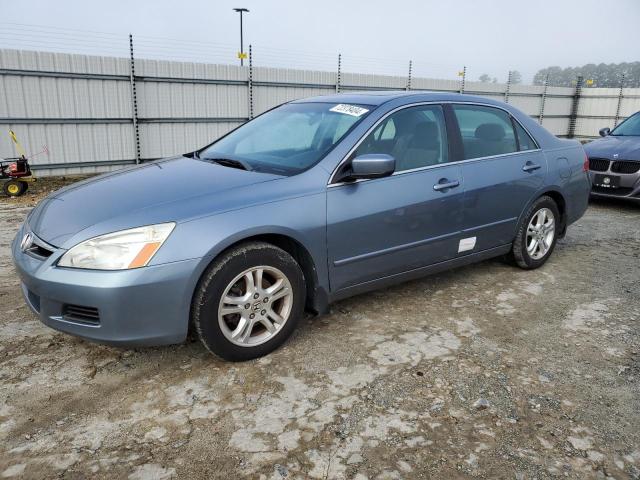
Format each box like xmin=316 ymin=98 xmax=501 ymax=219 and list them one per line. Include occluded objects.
xmin=589 ymin=158 xmax=610 ymax=172
xmin=62 ymin=304 xmax=100 ymax=325
xmin=22 ymin=231 xmax=55 ymax=259
xmin=592 ymin=185 xmax=634 ymax=196
xmin=611 ymin=160 xmax=640 ymax=174
xmin=26 ymin=244 xmax=54 ymax=258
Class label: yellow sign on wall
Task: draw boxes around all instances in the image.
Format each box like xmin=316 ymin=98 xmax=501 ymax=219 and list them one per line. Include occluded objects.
xmin=237 ymin=52 xmax=248 ymax=60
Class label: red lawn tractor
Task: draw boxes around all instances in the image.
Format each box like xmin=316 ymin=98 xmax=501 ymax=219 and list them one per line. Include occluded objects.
xmin=2 ymin=130 xmax=39 ymax=197
xmin=1 ymin=157 xmax=35 ymax=197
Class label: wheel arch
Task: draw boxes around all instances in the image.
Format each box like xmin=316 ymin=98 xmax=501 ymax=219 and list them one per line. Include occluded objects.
xmin=193 ymin=230 xmax=328 ymax=317
xmin=518 ymin=188 xmax=568 ymax=239
xmin=539 ymin=189 xmax=567 ymax=237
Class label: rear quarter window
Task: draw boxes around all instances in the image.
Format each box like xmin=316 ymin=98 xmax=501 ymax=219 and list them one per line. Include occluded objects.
xmin=513 ymin=120 xmax=538 ymax=151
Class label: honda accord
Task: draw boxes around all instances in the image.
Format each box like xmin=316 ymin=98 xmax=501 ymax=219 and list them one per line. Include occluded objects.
xmin=13 ymin=92 xmax=591 ymax=360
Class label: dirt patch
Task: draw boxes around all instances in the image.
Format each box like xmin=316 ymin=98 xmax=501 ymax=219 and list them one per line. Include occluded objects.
xmin=0 ymin=179 xmax=638 ymax=479
xmin=0 ymin=175 xmax=92 ymax=207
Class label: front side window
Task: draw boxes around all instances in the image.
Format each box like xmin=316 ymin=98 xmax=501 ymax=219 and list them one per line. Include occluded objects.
xmin=353 ymin=105 xmax=448 ymax=171
xmin=453 ymin=105 xmax=517 ymax=159
xmin=199 ymin=102 xmax=371 ymax=175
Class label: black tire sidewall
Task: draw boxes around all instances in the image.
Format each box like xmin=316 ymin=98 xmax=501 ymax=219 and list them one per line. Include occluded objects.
xmin=193 ymin=242 xmax=305 ymax=361
xmin=3 ymin=180 xmax=26 ymax=197
xmin=513 ymin=196 xmax=560 ymax=269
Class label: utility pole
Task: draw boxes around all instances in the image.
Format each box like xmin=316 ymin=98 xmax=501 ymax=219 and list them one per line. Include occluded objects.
xmin=233 ymin=8 xmax=249 ymax=66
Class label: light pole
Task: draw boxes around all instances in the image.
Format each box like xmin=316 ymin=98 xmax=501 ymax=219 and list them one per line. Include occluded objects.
xmin=233 ymin=8 xmax=249 ymax=66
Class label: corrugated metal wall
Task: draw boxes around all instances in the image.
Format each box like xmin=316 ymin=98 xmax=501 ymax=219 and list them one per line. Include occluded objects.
xmin=1 ymin=48 xmax=638 ymax=176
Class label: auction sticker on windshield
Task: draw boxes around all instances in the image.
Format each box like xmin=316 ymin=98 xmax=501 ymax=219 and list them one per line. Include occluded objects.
xmin=330 ymin=104 xmax=369 ymax=117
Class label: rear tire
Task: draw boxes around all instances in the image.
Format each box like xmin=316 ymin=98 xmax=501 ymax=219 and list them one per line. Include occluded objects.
xmin=192 ymin=241 xmax=305 ymax=361
xmin=511 ymin=196 xmax=560 ymax=270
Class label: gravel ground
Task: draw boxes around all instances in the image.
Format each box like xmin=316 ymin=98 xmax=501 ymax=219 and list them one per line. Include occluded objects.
xmin=0 ymin=179 xmax=638 ymax=479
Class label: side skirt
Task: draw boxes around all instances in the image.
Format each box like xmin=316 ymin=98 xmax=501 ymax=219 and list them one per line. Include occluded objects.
xmin=328 ymin=244 xmax=512 ymax=303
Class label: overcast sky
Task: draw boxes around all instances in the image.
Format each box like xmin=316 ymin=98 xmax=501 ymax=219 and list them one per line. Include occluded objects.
xmin=1 ymin=0 xmax=639 ymax=82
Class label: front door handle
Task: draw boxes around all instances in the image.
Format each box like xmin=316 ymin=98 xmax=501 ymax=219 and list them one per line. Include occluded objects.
xmin=433 ymin=179 xmax=460 ymax=191
xmin=522 ymin=162 xmax=541 ymax=172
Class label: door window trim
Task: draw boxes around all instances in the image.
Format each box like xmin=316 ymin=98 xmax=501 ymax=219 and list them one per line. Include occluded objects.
xmin=328 ymin=100 xmax=542 ymax=187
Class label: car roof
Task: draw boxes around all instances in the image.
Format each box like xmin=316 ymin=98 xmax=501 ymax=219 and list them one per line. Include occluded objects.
xmin=292 ymin=90 xmax=507 ymax=107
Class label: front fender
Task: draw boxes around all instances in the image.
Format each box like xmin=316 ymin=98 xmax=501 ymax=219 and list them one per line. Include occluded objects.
xmin=153 ymin=190 xmax=329 ymax=304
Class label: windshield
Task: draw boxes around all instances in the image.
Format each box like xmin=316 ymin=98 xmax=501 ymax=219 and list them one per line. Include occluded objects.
xmin=611 ymin=112 xmax=640 ymax=136
xmin=199 ymin=102 xmax=371 ymax=175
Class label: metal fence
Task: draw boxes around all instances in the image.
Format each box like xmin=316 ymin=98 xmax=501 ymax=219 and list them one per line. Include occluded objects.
xmin=1 ymin=46 xmax=640 ymax=176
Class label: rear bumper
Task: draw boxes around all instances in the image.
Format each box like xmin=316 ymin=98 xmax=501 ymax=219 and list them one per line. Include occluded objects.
xmin=12 ymin=226 xmax=199 ymax=347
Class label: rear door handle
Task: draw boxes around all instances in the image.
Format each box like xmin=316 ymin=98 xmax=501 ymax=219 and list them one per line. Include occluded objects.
xmin=433 ymin=179 xmax=460 ymax=191
xmin=522 ymin=162 xmax=541 ymax=172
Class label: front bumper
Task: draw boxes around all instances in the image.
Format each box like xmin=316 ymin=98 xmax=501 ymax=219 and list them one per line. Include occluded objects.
xmin=12 ymin=226 xmax=200 ymax=347
xmin=588 ymin=170 xmax=640 ymax=202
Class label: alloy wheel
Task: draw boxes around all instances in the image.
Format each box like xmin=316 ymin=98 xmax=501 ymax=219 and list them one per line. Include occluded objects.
xmin=218 ymin=266 xmax=293 ymax=347
xmin=526 ymin=207 xmax=555 ymax=260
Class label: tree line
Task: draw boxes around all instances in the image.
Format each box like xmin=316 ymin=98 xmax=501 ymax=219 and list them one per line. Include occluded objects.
xmin=477 ymin=63 xmax=640 ymax=87
xmin=532 ymin=62 xmax=640 ymax=87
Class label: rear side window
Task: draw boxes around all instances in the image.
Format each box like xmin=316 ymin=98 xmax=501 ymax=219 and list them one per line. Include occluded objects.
xmin=452 ymin=105 xmax=517 ymax=159
xmin=513 ymin=120 xmax=538 ymax=151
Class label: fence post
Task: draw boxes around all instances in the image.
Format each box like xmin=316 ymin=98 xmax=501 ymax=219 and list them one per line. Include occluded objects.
xmin=459 ymin=66 xmax=466 ymax=94
xmin=504 ymin=70 xmax=512 ymax=103
xmin=336 ymin=53 xmax=342 ymax=93
xmin=128 ymin=34 xmax=140 ymax=164
xmin=538 ymin=74 xmax=549 ymax=124
xmin=567 ymin=75 xmax=583 ymax=139
xmin=248 ymin=44 xmax=254 ymax=120
xmin=406 ymin=60 xmax=412 ymax=91
xmin=614 ymin=74 xmax=625 ymax=127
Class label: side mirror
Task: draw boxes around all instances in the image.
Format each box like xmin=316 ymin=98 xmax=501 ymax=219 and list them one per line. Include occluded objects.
xmin=348 ymin=154 xmax=395 ymax=180
xmin=599 ymin=127 xmax=611 ymax=137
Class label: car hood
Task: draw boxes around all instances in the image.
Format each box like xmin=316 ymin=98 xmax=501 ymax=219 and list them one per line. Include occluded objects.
xmin=584 ymin=136 xmax=640 ymax=161
xmin=28 ymin=156 xmax=282 ymax=246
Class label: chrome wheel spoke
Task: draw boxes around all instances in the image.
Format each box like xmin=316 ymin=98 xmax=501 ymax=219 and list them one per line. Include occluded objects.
xmin=244 ymin=272 xmax=255 ymax=294
xmin=254 ymin=268 xmax=264 ymax=292
xmin=220 ymin=305 xmax=244 ymax=316
xmin=266 ymin=278 xmax=284 ymax=295
xmin=267 ymin=309 xmax=285 ymax=325
xmin=270 ymin=285 xmax=290 ymax=302
xmin=231 ymin=317 xmax=254 ymax=343
xmin=223 ymin=294 xmax=247 ymax=306
xmin=260 ymin=317 xmax=277 ymax=333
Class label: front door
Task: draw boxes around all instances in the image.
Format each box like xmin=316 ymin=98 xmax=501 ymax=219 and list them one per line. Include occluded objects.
xmin=326 ymin=104 xmax=465 ymax=292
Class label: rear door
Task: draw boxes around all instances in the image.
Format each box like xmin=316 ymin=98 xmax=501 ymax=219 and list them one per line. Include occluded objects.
xmin=326 ymin=104 xmax=464 ymax=291
xmin=450 ymin=104 xmax=546 ymax=251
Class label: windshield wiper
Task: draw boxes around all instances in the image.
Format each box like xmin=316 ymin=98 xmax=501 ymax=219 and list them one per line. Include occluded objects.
xmin=202 ymin=157 xmax=253 ymax=171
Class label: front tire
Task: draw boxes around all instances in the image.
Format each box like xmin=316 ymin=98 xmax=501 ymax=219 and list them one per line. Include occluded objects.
xmin=511 ymin=196 xmax=560 ymax=269
xmin=3 ymin=180 xmax=27 ymax=197
xmin=192 ymin=242 xmax=305 ymax=361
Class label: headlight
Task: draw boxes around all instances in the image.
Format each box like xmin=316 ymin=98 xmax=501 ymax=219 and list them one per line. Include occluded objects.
xmin=58 ymin=223 xmax=175 ymax=270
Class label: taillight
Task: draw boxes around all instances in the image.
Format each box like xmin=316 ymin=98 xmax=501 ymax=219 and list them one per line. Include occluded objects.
xmin=583 ymin=154 xmax=589 ymax=172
